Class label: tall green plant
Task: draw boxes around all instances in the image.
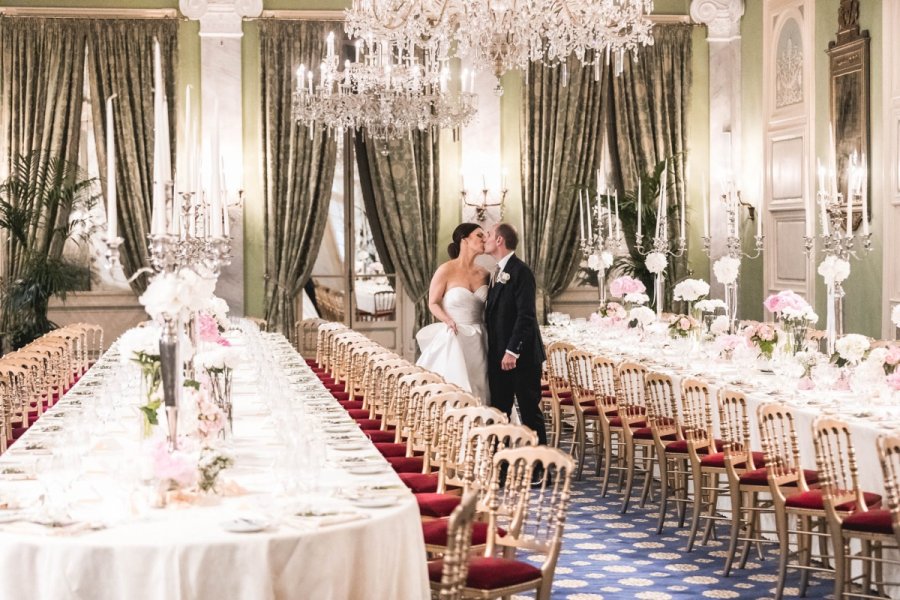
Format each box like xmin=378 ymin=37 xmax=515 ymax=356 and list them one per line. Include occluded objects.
xmin=0 ymin=154 xmax=95 ymax=350
xmin=612 ymin=158 xmax=686 ymax=307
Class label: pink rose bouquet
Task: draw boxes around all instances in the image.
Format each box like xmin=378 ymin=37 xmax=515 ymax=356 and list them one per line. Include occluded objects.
xmin=887 ymin=371 xmax=900 ymax=392
xmin=668 ymin=314 xmax=698 ymax=338
xmin=884 ymin=345 xmax=900 ymax=375
xmin=741 ymin=322 xmax=779 ymax=359
xmin=151 ymin=439 xmax=198 ymax=489
xmin=609 ymin=276 xmax=646 ymax=298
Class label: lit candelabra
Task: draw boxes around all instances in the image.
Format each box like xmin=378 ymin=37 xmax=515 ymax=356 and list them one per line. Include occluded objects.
xmin=462 ymin=179 xmax=507 ymax=223
xmin=579 ymin=187 xmax=624 ymax=303
xmin=701 ymin=188 xmax=765 ymax=333
xmin=803 ymin=155 xmax=871 ymax=353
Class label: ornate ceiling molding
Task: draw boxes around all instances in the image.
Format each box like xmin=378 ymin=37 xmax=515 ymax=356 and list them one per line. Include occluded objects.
xmin=179 ymin=0 xmax=263 ymax=37
xmin=690 ymin=0 xmax=744 ymax=42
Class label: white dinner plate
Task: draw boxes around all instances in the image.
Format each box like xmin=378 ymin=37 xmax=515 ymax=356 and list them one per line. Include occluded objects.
xmin=331 ymin=441 xmax=368 ymax=451
xmin=350 ymin=495 xmax=399 ymax=509
xmin=221 ymin=517 xmax=270 ymax=533
xmin=346 ymin=463 xmax=388 ymax=475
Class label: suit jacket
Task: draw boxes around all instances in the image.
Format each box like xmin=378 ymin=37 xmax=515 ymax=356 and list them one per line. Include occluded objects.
xmin=485 ymin=254 xmax=546 ymax=367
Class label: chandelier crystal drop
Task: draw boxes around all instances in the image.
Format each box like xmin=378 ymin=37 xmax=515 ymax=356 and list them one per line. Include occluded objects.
xmin=345 ymin=0 xmax=655 ymax=80
xmin=292 ymin=33 xmax=478 ymax=141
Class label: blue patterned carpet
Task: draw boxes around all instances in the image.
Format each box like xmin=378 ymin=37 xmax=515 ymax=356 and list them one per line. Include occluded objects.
xmin=517 ymin=458 xmax=831 ymax=600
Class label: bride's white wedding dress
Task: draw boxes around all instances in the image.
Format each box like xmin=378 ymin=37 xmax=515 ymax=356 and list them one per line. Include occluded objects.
xmin=415 ymin=285 xmax=490 ymax=404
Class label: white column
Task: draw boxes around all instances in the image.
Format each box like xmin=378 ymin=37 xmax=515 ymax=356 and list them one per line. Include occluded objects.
xmin=180 ymin=0 xmax=262 ymax=315
xmin=691 ymin=0 xmax=744 ymax=297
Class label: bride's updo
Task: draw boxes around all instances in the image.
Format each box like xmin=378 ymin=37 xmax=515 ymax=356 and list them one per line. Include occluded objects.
xmin=447 ymin=222 xmax=482 ymax=259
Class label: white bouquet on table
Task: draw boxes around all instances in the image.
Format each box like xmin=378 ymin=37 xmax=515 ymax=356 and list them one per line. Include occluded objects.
xmin=713 ymin=256 xmax=741 ymax=285
xmin=645 ymin=252 xmax=668 ymax=274
xmin=817 ymin=255 xmax=851 ymax=286
xmin=139 ymin=269 xmax=217 ymax=322
xmin=695 ymin=299 xmax=727 ymax=314
xmin=629 ymin=306 xmax=656 ymax=328
xmin=673 ymin=278 xmax=710 ymax=303
xmin=624 ymin=292 xmax=650 ymax=306
xmin=834 ymin=333 xmax=870 ymax=366
xmin=710 ymin=315 xmax=730 ymax=336
xmin=118 ymin=325 xmax=162 ymax=364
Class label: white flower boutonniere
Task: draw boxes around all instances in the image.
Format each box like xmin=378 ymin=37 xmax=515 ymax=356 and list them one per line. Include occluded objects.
xmin=496 ymin=272 xmax=510 ymax=284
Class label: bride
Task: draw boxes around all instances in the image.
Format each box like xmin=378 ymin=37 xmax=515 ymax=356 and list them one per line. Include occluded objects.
xmin=416 ymin=223 xmax=491 ymax=404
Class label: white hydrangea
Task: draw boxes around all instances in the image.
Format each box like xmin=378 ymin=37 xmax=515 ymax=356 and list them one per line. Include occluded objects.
xmin=817 ymin=255 xmax=851 ymax=286
xmin=645 ymin=252 xmax=668 ymax=274
xmin=713 ymin=256 xmax=741 ymax=285
xmin=194 ymin=346 xmax=244 ymax=371
xmin=587 ymin=251 xmax=614 ymax=271
xmin=835 ymin=333 xmax=870 ymax=364
xmin=139 ymin=269 xmax=217 ymax=321
xmin=203 ymin=295 xmax=231 ymax=328
xmin=629 ymin=306 xmax=656 ymax=327
xmin=117 ymin=325 xmax=162 ymax=362
xmin=695 ymin=299 xmax=727 ymax=313
xmin=710 ymin=315 xmax=730 ymax=336
xmin=673 ymin=278 xmax=710 ymax=302
xmin=623 ymin=292 xmax=650 ymax=305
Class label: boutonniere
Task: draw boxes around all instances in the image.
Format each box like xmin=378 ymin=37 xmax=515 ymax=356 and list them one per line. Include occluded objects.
xmin=497 ymin=272 xmax=510 ymax=284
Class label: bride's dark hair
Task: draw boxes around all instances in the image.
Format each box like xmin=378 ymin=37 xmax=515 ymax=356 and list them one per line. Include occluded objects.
xmin=447 ymin=222 xmax=482 ymax=259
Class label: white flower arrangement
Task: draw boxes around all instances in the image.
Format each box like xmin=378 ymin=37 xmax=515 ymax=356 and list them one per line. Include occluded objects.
xmin=203 ymin=295 xmax=230 ymax=329
xmin=117 ymin=325 xmax=162 ymax=363
xmin=139 ymin=269 xmax=217 ymax=321
xmin=713 ymin=256 xmax=741 ymax=285
xmin=695 ymin=299 xmax=727 ymax=314
xmin=835 ymin=333 xmax=871 ymax=364
xmin=194 ymin=346 xmax=243 ymax=372
xmin=673 ymin=278 xmax=710 ymax=303
xmin=587 ymin=251 xmax=614 ymax=271
xmin=623 ymin=292 xmax=650 ymax=305
xmin=629 ymin=306 xmax=656 ymax=327
xmin=817 ymin=255 xmax=851 ymax=286
xmin=710 ymin=315 xmax=730 ymax=336
xmin=197 ymin=446 xmax=234 ymax=493
xmin=892 ymin=304 xmax=900 ymax=329
xmin=781 ymin=307 xmax=818 ymax=324
xmin=645 ymin=252 xmax=668 ymax=274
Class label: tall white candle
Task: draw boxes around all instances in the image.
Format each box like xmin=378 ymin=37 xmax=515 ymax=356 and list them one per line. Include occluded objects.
xmin=679 ymin=179 xmax=685 ymax=239
xmin=210 ymin=101 xmax=223 ymax=237
xmin=817 ymin=159 xmax=825 ymax=194
xmin=184 ymin=85 xmax=192 ymax=190
xmin=756 ymin=196 xmax=763 ymax=238
xmin=846 ymin=168 xmax=853 ymax=237
xmin=637 ymin=176 xmax=642 ymax=238
xmin=862 ymin=154 xmax=869 ymax=236
xmin=151 ymin=39 xmax=167 ymax=235
xmin=105 ymin=95 xmax=117 ymax=239
xmin=702 ymin=175 xmax=709 ymax=237
xmin=578 ymin=190 xmax=585 ymax=240
xmin=586 ymin=191 xmax=593 ymax=245
xmin=820 ymin=193 xmax=829 ymax=236
xmin=606 ymin=191 xmax=613 ymax=239
xmin=614 ymin=189 xmax=620 ymax=240
xmin=804 ymin=192 xmax=812 ymax=238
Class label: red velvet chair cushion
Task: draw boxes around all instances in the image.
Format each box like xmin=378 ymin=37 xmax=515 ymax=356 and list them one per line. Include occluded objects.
xmin=422 ymin=520 xmax=498 ymax=547
xmin=355 ymin=419 xmax=383 ymax=430
xmin=739 ymin=467 xmax=819 ymax=487
xmin=785 ymin=489 xmax=881 ymax=512
xmin=11 ymin=426 xmax=27 ymax=439
xmin=842 ymin=509 xmax=895 ymax=535
xmin=416 ymin=493 xmax=461 ymax=518
xmin=338 ymin=401 xmax=365 ymax=410
xmin=398 ymin=472 xmax=439 ymax=493
xmin=633 ymin=427 xmax=674 ymax=441
xmin=665 ymin=439 xmax=726 ymax=455
xmin=374 ymin=442 xmax=407 ymax=457
xmin=388 ymin=456 xmax=424 ymax=473
xmin=700 ymin=451 xmax=766 ymax=468
xmin=365 ymin=430 xmax=396 ymax=443
xmin=347 ymin=409 xmax=370 ymax=419
xmin=609 ymin=417 xmax=646 ymax=428
xmin=427 ymin=557 xmax=542 ymax=589
xmin=325 ymin=383 xmax=345 ymax=392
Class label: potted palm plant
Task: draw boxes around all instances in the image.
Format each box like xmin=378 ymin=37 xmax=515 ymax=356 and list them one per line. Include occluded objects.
xmin=0 ymin=153 xmax=95 ymax=352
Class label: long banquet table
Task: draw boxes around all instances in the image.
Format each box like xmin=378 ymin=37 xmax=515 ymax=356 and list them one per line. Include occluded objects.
xmin=543 ymin=323 xmax=900 ymax=497
xmin=0 ymin=329 xmax=429 ymax=600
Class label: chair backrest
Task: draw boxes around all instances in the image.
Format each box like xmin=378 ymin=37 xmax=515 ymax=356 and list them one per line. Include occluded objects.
xmin=465 ymin=424 xmax=539 ymax=497
xmin=717 ymin=389 xmax=758 ymax=471
xmin=316 ymin=322 xmax=347 ymax=369
xmin=681 ymin=378 xmax=714 ymax=453
xmin=483 ymin=446 xmax=575 ymax=589
xmin=437 ymin=405 xmax=508 ymax=492
xmin=615 ymin=361 xmax=647 ymax=426
xmin=546 ymin=341 xmax=575 ymax=398
xmin=877 ymin=433 xmax=900 ymax=546
xmin=295 ymin=318 xmax=326 ymax=356
xmin=644 ymin=371 xmax=679 ymax=443
xmin=565 ymin=350 xmax=595 ymax=414
xmin=372 ymin=290 xmax=395 ymax=316
xmin=406 ymin=384 xmax=467 ymax=462
xmin=813 ymin=417 xmax=865 ymax=519
xmin=379 ymin=365 xmax=422 ymax=434
xmin=363 ymin=357 xmax=406 ymax=415
xmin=434 ymin=491 xmax=479 ymax=600
xmin=757 ymin=403 xmax=811 ymax=493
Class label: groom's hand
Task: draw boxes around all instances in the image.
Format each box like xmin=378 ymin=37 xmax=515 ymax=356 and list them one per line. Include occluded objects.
xmin=501 ymin=353 xmax=517 ymax=371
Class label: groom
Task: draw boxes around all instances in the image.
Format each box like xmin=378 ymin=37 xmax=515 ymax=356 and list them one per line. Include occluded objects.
xmin=483 ymin=223 xmax=548 ymax=445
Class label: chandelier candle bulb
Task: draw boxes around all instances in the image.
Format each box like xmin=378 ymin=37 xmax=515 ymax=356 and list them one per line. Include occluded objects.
xmin=327 ymin=31 xmax=335 ymax=58
xmin=846 ymin=178 xmax=853 ymax=237
xmin=297 ymin=65 xmax=305 ymax=93
xmin=105 ymin=94 xmax=117 ymax=240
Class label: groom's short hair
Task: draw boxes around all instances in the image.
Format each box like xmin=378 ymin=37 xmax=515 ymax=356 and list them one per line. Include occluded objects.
xmin=495 ymin=223 xmax=519 ymax=250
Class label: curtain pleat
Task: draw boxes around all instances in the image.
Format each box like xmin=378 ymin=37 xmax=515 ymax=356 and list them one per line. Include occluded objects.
xmin=86 ymin=19 xmax=178 ymax=294
xmin=353 ymin=133 xmax=395 ymax=276
xmin=260 ymin=20 xmax=338 ymax=334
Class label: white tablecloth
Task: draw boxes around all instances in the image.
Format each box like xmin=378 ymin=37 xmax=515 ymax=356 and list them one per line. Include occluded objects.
xmin=0 ymin=333 xmax=429 ymax=600
xmin=355 ymin=281 xmax=395 ymax=315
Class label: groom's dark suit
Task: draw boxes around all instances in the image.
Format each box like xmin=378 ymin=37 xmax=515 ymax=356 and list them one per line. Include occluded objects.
xmin=485 ymin=253 xmax=548 ymax=445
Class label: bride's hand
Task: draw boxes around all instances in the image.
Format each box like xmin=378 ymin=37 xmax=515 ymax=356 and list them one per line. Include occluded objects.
xmin=444 ymin=319 xmax=458 ymax=335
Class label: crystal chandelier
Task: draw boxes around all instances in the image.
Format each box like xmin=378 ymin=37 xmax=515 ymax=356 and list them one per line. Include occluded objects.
xmin=345 ymin=0 xmax=655 ymax=84
xmin=292 ymin=33 xmax=478 ymax=141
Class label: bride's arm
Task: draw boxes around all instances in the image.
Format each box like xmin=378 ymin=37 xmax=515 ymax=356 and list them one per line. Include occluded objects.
xmin=428 ymin=266 xmax=458 ymax=334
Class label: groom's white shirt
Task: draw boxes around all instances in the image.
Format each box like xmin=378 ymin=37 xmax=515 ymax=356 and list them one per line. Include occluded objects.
xmin=492 ymin=251 xmax=519 ymax=359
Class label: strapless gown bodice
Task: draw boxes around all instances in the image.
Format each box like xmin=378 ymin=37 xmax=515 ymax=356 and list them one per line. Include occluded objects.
xmin=415 ymin=285 xmax=490 ymax=404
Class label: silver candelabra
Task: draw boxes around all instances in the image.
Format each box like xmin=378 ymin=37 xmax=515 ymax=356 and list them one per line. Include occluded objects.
xmin=635 ymin=225 xmax=685 ymax=318
xmin=581 ymin=195 xmax=624 ymax=303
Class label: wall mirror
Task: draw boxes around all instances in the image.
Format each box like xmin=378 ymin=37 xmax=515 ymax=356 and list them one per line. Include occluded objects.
xmin=827 ymin=0 xmax=870 ymax=232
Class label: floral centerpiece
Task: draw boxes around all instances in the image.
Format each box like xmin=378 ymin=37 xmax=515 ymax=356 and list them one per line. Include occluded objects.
xmin=832 ymin=333 xmax=870 ymax=367
xmin=883 ymin=346 xmax=900 ymax=375
xmin=763 ymin=290 xmax=818 ymax=355
xmin=118 ymin=325 xmax=164 ymax=436
xmin=715 ymin=334 xmax=747 ymax=360
xmin=139 ymin=269 xmax=217 ymax=322
xmin=194 ymin=385 xmax=227 ymax=444
xmin=741 ymin=322 xmax=779 ymax=359
xmin=596 ymin=301 xmax=627 ymax=320
xmin=668 ymin=314 xmax=698 ymax=339
xmin=713 ymin=256 xmax=741 ymax=286
xmin=198 ymin=447 xmax=234 ymax=493
xmin=588 ymin=251 xmax=614 ymax=273
xmin=609 ymin=276 xmax=646 ymax=299
xmin=817 ymin=255 xmax=851 ymax=287
xmin=629 ymin=306 xmax=656 ymax=330
xmin=195 ymin=346 xmax=243 ymax=436
xmin=710 ymin=315 xmax=731 ymax=336
xmin=645 ymin=252 xmax=667 ymax=275
xmin=695 ymin=299 xmax=727 ymax=314
xmin=673 ymin=278 xmax=710 ymax=309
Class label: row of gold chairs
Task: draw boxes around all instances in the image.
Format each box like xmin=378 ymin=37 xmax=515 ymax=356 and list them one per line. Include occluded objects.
xmin=312 ymin=322 xmax=576 ymax=600
xmin=0 ymin=323 xmax=103 ymax=453
xmin=542 ymin=341 xmax=900 ymax=599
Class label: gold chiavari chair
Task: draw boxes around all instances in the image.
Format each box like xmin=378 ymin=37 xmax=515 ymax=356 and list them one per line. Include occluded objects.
xmin=245 ymin=316 xmax=267 ymax=332
xmin=316 ymin=322 xmax=347 ymax=376
xmin=813 ymin=418 xmax=886 ymax=599
xmin=717 ymin=389 xmax=775 ymax=576
xmin=616 ymin=361 xmax=653 ymax=513
xmin=428 ymin=491 xmax=479 ymax=600
xmin=426 ymin=446 xmax=574 ymax=600
xmin=0 ymin=371 xmax=13 ymax=453
xmin=363 ymin=357 xmax=409 ymax=443
xmin=592 ymin=355 xmax=625 ymax=493
xmin=645 ymin=372 xmax=690 ymax=533
xmin=878 ymin=434 xmax=900 ymax=548
xmin=565 ymin=349 xmax=605 ymax=479
xmin=759 ymin=403 xmax=837 ymax=600
xmin=395 ymin=384 xmax=470 ymax=475
xmin=295 ymin=318 xmax=327 ymax=358
xmin=545 ymin=342 xmax=576 ymax=454
xmin=371 ymin=366 xmax=425 ymax=444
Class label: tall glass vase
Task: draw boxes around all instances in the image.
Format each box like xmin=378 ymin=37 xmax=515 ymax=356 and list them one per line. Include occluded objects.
xmin=783 ymin=322 xmax=808 ymax=356
xmin=654 ymin=275 xmax=664 ymax=320
xmin=725 ymin=282 xmax=739 ymax=334
xmin=159 ymin=316 xmax=180 ymax=450
xmin=208 ymin=368 xmax=233 ymax=439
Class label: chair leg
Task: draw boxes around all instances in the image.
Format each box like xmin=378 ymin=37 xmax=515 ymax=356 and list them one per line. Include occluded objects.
xmin=798 ymin=515 xmax=811 ymax=596
xmin=639 ymin=448 xmax=654 ymax=507
xmin=832 ymin=531 xmax=847 ymax=600
xmin=686 ymin=465 xmax=705 ymax=552
xmin=723 ymin=485 xmax=743 ymax=576
xmin=656 ymin=454 xmax=671 ymax=534
xmin=574 ymin=414 xmax=586 ymax=480
xmin=593 ymin=421 xmax=603 ymax=476
xmin=600 ymin=429 xmax=615 ymax=497
xmin=622 ymin=439 xmax=636 ymax=514
xmin=774 ymin=510 xmax=790 ymax=600
xmin=676 ymin=460 xmax=689 ymax=528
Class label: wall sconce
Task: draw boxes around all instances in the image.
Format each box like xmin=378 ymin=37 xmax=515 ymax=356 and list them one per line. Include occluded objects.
xmin=461 ymin=172 xmax=507 ymax=223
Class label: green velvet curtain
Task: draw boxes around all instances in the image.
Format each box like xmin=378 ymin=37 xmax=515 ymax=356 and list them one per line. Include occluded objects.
xmin=522 ymin=54 xmax=607 ymax=319
xmin=608 ymin=25 xmax=693 ymax=217
xmin=362 ymin=132 xmax=439 ymax=333
xmin=86 ymin=19 xmax=178 ymax=294
xmin=260 ymin=20 xmax=338 ymax=334
xmin=0 ymin=17 xmax=89 ymax=276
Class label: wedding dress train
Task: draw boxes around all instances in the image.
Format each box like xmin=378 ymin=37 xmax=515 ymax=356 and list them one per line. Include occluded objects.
xmin=415 ymin=285 xmax=490 ymax=404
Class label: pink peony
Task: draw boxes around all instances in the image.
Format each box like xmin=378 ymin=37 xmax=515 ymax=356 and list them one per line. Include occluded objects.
xmin=678 ymin=317 xmax=691 ymax=330
xmin=763 ymin=294 xmax=783 ymax=313
xmin=610 ymin=276 xmax=646 ymax=298
xmin=764 ymin=290 xmax=809 ymax=315
xmin=151 ymin=440 xmax=197 ymax=488
xmin=888 ymin=372 xmax=900 ymax=391
xmin=797 ymin=376 xmax=816 ymax=391
xmin=757 ymin=324 xmax=775 ymax=342
xmin=885 ymin=346 xmax=900 ymax=366
xmin=198 ymin=314 xmax=221 ymax=343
